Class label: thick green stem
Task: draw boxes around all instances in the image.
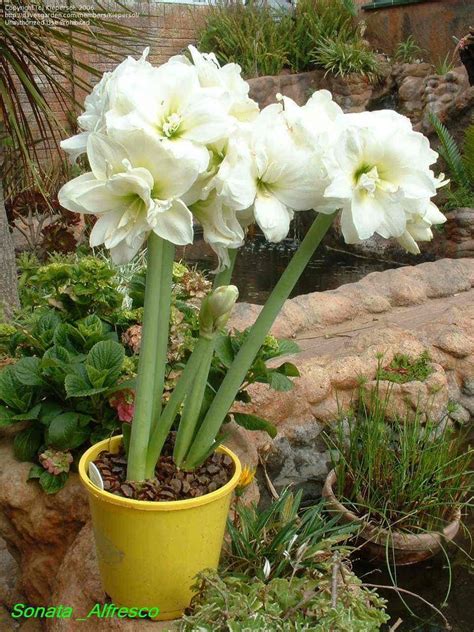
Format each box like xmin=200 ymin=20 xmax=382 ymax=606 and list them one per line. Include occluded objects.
xmin=150 ymin=239 xmax=175 ymax=434
xmin=183 ymin=212 xmax=336 ymax=468
xmin=126 ymin=234 xmax=165 ymax=481
xmin=144 ymin=338 xmax=208 ymax=477
xmin=213 ymin=248 xmax=238 ymax=288
xmin=173 ymin=336 xmax=216 ymax=467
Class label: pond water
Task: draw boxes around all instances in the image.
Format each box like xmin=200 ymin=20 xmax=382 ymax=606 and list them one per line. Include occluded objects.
xmin=356 ymin=509 xmax=474 ymax=632
xmin=178 ymin=234 xmax=401 ymax=304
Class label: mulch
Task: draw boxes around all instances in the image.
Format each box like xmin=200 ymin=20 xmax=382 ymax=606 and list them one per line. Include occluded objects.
xmin=92 ymin=434 xmax=234 ymax=502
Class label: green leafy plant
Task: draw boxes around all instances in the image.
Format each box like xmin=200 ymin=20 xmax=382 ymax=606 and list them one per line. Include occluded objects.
xmin=179 ymin=490 xmax=389 ymax=631
xmin=394 ymin=35 xmax=424 ymax=64
xmin=312 ymin=34 xmax=381 ymax=80
xmin=17 ymin=253 xmax=123 ymax=321
xmin=180 ymin=571 xmax=388 ymax=631
xmin=224 ymin=489 xmax=354 ymax=580
xmin=376 ymin=351 xmax=433 ymax=384
xmin=0 ymin=311 xmax=130 ymax=493
xmin=434 ymin=52 xmax=455 ymax=76
xmin=429 ymin=112 xmax=474 ymax=210
xmin=327 ymin=385 xmax=473 ymax=533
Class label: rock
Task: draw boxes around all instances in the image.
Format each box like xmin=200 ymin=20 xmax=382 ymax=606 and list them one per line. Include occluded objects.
xmin=434 ymin=329 xmax=474 ymax=358
xmin=0 ymin=537 xmax=21 ymax=609
xmin=0 ymin=440 xmax=89 ymax=605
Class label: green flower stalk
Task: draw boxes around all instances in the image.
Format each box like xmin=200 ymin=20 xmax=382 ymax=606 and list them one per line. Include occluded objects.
xmin=182 ymin=212 xmax=336 ymax=469
xmin=173 ymin=285 xmax=239 ymax=466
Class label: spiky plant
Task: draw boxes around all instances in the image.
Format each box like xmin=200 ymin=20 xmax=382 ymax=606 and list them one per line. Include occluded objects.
xmin=429 ymin=112 xmax=474 ymax=210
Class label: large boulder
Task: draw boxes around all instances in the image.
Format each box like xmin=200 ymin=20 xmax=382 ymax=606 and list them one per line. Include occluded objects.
xmin=0 ymin=441 xmax=89 ymax=604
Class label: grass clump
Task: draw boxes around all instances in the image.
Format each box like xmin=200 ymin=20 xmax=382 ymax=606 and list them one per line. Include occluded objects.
xmin=312 ymin=34 xmax=381 ymax=80
xmin=394 ymin=35 xmax=424 ymax=64
xmin=328 ymin=386 xmax=473 ymax=533
xmin=376 ymin=351 xmax=433 ymax=384
xmin=198 ymin=0 xmax=379 ymax=79
xmin=179 ymin=489 xmax=389 ymax=631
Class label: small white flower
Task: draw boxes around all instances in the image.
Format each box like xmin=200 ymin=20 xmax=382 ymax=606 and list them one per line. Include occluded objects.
xmin=263 ymin=558 xmax=272 ymax=580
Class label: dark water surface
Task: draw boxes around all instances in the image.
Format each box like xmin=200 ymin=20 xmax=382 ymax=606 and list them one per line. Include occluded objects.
xmin=178 ymin=234 xmax=401 ymax=304
xmin=351 ymin=508 xmax=474 ymax=632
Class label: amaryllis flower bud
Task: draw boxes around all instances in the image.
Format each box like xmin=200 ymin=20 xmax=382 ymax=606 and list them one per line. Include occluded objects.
xmin=199 ymin=285 xmax=239 ymax=338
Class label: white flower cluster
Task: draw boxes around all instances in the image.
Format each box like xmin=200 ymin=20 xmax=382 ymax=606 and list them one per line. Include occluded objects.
xmin=59 ymin=47 xmax=447 ymax=265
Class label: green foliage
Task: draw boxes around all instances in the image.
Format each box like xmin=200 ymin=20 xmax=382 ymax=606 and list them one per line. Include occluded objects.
xmin=224 ymin=489 xmax=354 ymax=580
xmin=312 ymin=34 xmax=381 ymax=80
xmin=327 ymin=384 xmax=473 ymax=532
xmin=211 ymin=331 xmax=300 ymax=438
xmin=180 ymin=489 xmax=388 ymax=631
xmin=198 ymin=1 xmax=291 ymax=77
xmin=0 ymin=310 xmax=130 ymax=493
xmin=394 ymin=35 xmax=424 ymax=64
xmin=434 ymin=52 xmax=455 ymax=76
xmin=198 ymin=0 xmax=377 ymax=78
xmin=180 ymin=572 xmax=388 ymax=631
xmin=376 ymin=351 xmax=433 ymax=384
xmin=430 ymin=112 xmax=474 ymax=210
xmin=17 ymin=253 xmax=123 ymax=321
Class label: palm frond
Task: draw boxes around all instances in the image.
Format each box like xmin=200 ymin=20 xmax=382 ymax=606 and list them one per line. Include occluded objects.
xmin=429 ymin=112 xmax=471 ymax=190
xmin=0 ymin=0 xmax=152 ymax=197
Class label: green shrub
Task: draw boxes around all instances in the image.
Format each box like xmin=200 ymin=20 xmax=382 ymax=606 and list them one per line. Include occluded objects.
xmin=197 ymin=1 xmax=291 ymax=78
xmin=198 ymin=0 xmax=377 ymax=78
xmin=287 ymin=0 xmax=357 ymax=72
xmin=312 ymin=34 xmax=381 ymax=80
xmin=394 ymin=35 xmax=424 ymax=64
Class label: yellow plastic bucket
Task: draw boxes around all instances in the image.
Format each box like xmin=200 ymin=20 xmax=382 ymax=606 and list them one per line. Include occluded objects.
xmin=79 ymin=435 xmax=241 ymax=620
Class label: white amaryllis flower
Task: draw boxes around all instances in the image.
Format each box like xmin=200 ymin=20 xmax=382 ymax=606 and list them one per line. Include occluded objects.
xmin=58 ymin=131 xmax=199 ymax=263
xmin=216 ymin=104 xmax=328 ymax=243
xmin=323 ymin=110 xmax=447 ymax=249
xmin=105 ymin=60 xmax=233 ymax=172
xmin=170 ymin=45 xmax=259 ymax=123
xmin=60 ymin=49 xmax=154 ymax=162
xmin=276 ymin=90 xmax=344 ymax=151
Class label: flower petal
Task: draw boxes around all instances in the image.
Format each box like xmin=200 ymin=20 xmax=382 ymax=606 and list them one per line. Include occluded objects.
xmin=149 ymin=199 xmax=194 ymax=245
xmin=254 ymin=191 xmax=292 ymax=243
